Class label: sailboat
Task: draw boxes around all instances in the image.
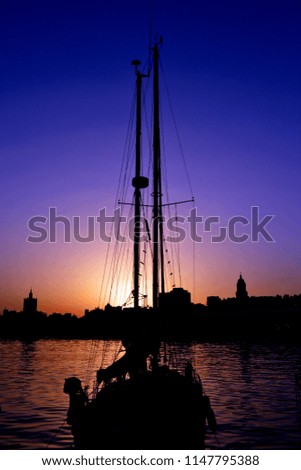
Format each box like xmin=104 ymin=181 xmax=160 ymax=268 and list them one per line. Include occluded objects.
xmin=64 ymin=40 xmax=216 ymax=450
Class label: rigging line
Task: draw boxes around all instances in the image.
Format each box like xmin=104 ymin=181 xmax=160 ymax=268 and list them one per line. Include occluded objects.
xmin=140 ymin=197 xmax=152 ymax=306
xmin=142 ymin=240 xmax=148 ymax=303
xmin=85 ymin=321 xmax=112 ymax=384
xmin=98 ymin=234 xmax=112 ymax=308
xmin=159 ymin=114 xmax=177 ymax=289
xmin=109 ymin=200 xmax=134 ymax=306
xmin=141 ymin=76 xmax=151 ymax=175
xmin=118 ymin=213 xmax=133 ymax=304
xmin=108 ymin=241 xmax=123 ymax=305
xmin=100 ymin=339 xmax=109 ymax=369
xmin=105 ymin=222 xmax=123 ymax=305
xmin=98 ymin=89 xmax=136 ymax=308
xmin=120 ymin=247 xmax=132 ymax=305
xmin=105 ymin=133 xmax=135 ymax=305
xmin=113 ymin=341 xmax=125 ymax=362
xmin=136 ymin=223 xmax=148 ymax=303
xmin=86 ymin=337 xmax=108 ymax=385
xmin=163 ymin=223 xmax=177 ymax=289
xmin=110 ymin=223 xmax=126 ymax=305
xmin=159 ymin=105 xmax=177 ymax=290
xmin=193 ymin=237 xmax=196 ymax=303
xmin=44 ymin=419 xmax=67 ymax=449
xmin=90 ymin=339 xmax=109 ymax=380
xmin=117 ymin=87 xmax=136 ymax=202
xmin=192 ymin=199 xmax=197 ymax=303
xmin=116 ymin=244 xmax=131 ymax=306
xmin=141 ymin=194 xmax=152 ymax=259
xmin=175 ymin=203 xmax=182 ymax=287
xmin=86 ymin=346 xmax=102 ymax=390
xmin=91 ymin=87 xmax=136 ymax=380
xmin=159 ymin=58 xmax=195 ymax=200
xmin=139 ymin=193 xmax=150 ymax=301
xmin=114 ymin=200 xmax=134 ymax=304
xmin=85 ymin=339 xmax=98 ymax=384
xmin=104 ymin=229 xmax=119 ymax=305
xmin=89 ymin=345 xmax=102 ymax=386
xmin=162 ymin=239 xmax=175 ymax=291
xmin=120 ymin=137 xmax=135 ymax=205
xmin=141 ymin=73 xmax=152 ymax=185
xmin=161 ymin=93 xmax=184 ymax=287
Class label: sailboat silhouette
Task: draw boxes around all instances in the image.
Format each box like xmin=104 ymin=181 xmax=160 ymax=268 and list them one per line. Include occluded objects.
xmin=64 ymin=40 xmax=216 ymax=450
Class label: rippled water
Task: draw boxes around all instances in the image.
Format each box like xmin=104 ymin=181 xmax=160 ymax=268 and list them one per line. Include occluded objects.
xmin=0 ymin=339 xmax=300 ymax=449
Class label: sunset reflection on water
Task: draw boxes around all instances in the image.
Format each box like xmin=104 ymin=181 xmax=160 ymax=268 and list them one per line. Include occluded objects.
xmin=0 ymin=339 xmax=300 ymax=449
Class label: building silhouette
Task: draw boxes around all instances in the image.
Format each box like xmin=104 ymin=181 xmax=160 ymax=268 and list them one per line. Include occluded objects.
xmin=1 ymin=281 xmax=301 ymax=340
xmin=236 ymin=274 xmax=248 ymax=300
xmin=159 ymin=287 xmax=191 ymax=310
xmin=23 ymin=289 xmax=37 ymax=314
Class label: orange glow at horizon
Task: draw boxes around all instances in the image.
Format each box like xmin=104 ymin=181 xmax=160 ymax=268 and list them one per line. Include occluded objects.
xmin=1 ymin=232 xmax=301 ymax=317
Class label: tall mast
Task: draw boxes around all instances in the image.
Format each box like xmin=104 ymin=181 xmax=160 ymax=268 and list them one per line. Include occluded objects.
xmin=152 ymin=42 xmax=161 ymax=309
xmin=159 ymin=172 xmax=165 ymax=295
xmin=132 ymin=60 xmax=148 ymax=309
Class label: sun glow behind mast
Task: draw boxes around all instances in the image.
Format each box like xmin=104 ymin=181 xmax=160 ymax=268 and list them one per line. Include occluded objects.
xmin=100 ymin=40 xmax=194 ymax=310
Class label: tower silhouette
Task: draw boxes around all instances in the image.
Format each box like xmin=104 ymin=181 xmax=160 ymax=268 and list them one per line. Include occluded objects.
xmin=23 ymin=289 xmax=37 ymax=314
xmin=236 ymin=274 xmax=248 ymax=300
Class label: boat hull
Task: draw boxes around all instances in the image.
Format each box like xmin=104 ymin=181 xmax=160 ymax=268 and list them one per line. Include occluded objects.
xmin=67 ymin=368 xmax=207 ymax=450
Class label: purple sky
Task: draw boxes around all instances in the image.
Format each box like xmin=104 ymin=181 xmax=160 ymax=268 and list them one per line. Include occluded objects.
xmin=1 ymin=0 xmax=301 ymax=315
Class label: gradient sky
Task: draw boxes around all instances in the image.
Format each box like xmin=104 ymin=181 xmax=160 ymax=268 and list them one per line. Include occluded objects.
xmin=1 ymin=0 xmax=301 ymax=315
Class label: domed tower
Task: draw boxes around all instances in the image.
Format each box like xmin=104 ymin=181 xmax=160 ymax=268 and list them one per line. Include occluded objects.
xmin=236 ymin=274 xmax=248 ymax=300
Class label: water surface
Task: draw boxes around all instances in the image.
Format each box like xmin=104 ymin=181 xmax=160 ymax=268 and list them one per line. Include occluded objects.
xmin=0 ymin=339 xmax=300 ymax=449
